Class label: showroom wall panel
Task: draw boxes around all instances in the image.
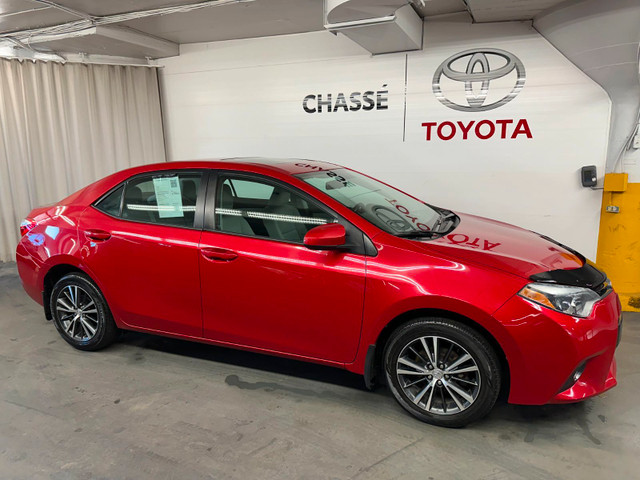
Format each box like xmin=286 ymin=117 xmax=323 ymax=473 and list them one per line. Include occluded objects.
xmin=159 ymin=13 xmax=611 ymax=259
xmin=0 ymin=60 xmax=166 ymax=262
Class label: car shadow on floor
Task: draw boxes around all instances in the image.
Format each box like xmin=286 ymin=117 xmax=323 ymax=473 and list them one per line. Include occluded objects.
xmin=117 ymin=330 xmax=368 ymax=391
xmin=116 ymin=330 xmax=603 ymax=433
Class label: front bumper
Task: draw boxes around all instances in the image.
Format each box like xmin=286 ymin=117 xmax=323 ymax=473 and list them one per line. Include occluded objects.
xmin=493 ymin=289 xmax=621 ymax=405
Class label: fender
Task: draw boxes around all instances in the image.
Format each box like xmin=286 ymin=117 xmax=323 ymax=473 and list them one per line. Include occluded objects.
xmin=347 ymin=294 xmax=523 ymax=388
xmin=38 ymin=255 xmax=110 ymax=320
xmin=39 ymin=254 xmax=85 ymax=290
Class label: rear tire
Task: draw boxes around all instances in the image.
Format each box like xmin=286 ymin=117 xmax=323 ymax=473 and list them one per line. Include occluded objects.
xmin=384 ymin=317 xmax=501 ymax=427
xmin=50 ymin=273 xmax=118 ymax=351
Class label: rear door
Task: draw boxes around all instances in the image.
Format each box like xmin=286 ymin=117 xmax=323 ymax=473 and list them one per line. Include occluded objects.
xmin=79 ymin=170 xmax=206 ymax=337
xmin=198 ymin=171 xmax=367 ymax=363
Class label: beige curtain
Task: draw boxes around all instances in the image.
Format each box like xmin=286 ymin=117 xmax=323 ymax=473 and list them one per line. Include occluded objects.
xmin=0 ymin=59 xmax=166 ymax=262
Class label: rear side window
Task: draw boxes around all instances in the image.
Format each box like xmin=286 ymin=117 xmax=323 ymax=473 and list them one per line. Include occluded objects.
xmin=95 ymin=185 xmax=124 ymax=217
xmin=121 ymin=173 xmax=202 ymax=228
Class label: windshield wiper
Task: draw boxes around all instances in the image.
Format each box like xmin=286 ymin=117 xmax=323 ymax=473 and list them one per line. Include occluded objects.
xmin=395 ymin=231 xmax=440 ymax=239
xmin=431 ymin=211 xmax=457 ymax=232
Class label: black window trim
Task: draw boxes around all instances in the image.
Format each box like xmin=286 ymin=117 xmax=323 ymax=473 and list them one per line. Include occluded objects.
xmin=90 ymin=183 xmax=125 ymax=219
xmin=204 ymin=169 xmax=375 ymax=256
xmin=91 ymin=169 xmax=210 ymax=231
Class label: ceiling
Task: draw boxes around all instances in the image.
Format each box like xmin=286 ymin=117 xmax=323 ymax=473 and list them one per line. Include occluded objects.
xmin=123 ymin=0 xmax=324 ymax=44
xmin=0 ymin=0 xmax=571 ymax=61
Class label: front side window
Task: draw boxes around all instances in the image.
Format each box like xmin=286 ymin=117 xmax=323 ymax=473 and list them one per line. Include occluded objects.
xmin=116 ymin=173 xmax=202 ymax=228
xmin=216 ymin=175 xmax=336 ymax=243
xmin=297 ymin=168 xmax=441 ymax=236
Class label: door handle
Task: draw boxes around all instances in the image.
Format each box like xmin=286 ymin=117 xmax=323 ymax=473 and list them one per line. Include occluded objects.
xmin=200 ymin=247 xmax=238 ymax=261
xmin=85 ymin=229 xmax=111 ymax=241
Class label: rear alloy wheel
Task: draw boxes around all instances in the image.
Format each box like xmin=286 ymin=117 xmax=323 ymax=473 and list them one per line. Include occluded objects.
xmin=50 ymin=273 xmax=118 ymax=351
xmin=384 ymin=318 xmax=501 ymax=427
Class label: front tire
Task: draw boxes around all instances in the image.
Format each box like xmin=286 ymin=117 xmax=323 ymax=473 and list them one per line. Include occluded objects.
xmin=50 ymin=273 xmax=118 ymax=351
xmin=384 ymin=318 xmax=501 ymax=427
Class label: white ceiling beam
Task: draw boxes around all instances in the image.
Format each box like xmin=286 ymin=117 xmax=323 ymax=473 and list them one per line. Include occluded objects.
xmin=0 ymin=0 xmax=249 ymax=61
xmin=4 ymin=25 xmax=179 ymax=59
xmin=94 ymin=26 xmax=179 ymax=58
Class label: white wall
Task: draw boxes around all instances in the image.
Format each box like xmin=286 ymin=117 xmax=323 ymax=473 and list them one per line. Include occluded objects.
xmin=534 ymin=0 xmax=640 ymax=175
xmin=159 ymin=13 xmax=611 ymax=259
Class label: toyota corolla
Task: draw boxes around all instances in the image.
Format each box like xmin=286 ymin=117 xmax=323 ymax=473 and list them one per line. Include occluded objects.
xmin=16 ymin=159 xmax=621 ymax=427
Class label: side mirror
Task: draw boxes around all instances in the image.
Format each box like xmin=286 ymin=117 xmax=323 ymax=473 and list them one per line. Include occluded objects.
xmin=303 ymin=223 xmax=346 ymax=249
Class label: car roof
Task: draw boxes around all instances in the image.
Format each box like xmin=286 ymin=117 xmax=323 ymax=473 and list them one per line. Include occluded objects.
xmin=63 ymin=158 xmax=343 ymax=207
xmin=124 ymin=158 xmax=341 ymax=176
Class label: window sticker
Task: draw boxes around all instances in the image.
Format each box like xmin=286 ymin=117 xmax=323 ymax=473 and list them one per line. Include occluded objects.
xmin=152 ymin=176 xmax=184 ymax=218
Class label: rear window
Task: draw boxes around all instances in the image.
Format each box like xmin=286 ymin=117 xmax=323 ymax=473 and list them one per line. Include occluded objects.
xmin=94 ymin=173 xmax=203 ymax=229
xmin=121 ymin=173 xmax=202 ymax=228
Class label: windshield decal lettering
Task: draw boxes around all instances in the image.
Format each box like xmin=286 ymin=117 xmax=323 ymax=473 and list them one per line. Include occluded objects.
xmin=386 ymin=198 xmax=431 ymax=232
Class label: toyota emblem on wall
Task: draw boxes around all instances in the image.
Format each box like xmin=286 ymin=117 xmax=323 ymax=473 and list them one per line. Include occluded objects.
xmin=432 ymin=48 xmax=526 ymax=112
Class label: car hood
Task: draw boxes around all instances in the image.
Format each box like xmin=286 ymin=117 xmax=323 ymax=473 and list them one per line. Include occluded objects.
xmin=418 ymin=212 xmax=583 ymax=278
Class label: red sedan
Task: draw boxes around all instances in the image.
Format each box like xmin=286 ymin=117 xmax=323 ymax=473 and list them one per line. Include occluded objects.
xmin=16 ymin=159 xmax=621 ymax=427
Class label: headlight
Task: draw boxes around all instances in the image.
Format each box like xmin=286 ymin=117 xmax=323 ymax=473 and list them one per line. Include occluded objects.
xmin=518 ymin=283 xmax=600 ymax=318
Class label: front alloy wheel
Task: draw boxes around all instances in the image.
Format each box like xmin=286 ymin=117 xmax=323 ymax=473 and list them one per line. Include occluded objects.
xmin=384 ymin=318 xmax=501 ymax=427
xmin=396 ymin=336 xmax=481 ymax=415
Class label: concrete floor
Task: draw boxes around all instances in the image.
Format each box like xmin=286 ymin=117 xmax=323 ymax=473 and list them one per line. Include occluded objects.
xmin=1 ymin=261 xmax=639 ymax=480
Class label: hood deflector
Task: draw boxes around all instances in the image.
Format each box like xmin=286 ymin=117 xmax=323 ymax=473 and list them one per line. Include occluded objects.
xmin=529 ymin=262 xmax=607 ymax=291
xmin=530 ymin=235 xmax=607 ymax=291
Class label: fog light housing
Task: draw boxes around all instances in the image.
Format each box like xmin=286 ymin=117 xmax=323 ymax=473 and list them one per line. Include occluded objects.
xmin=558 ymin=361 xmax=587 ymax=393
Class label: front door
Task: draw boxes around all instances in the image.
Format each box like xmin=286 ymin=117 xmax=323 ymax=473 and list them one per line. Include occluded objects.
xmin=199 ymin=172 xmax=367 ymax=363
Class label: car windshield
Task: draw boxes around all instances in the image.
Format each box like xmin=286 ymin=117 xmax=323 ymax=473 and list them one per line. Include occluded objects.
xmin=296 ymin=168 xmax=441 ymax=235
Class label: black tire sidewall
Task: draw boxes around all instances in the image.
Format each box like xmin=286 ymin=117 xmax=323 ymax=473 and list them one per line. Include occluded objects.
xmin=384 ymin=318 xmax=501 ymax=428
xmin=50 ymin=273 xmax=115 ymax=351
